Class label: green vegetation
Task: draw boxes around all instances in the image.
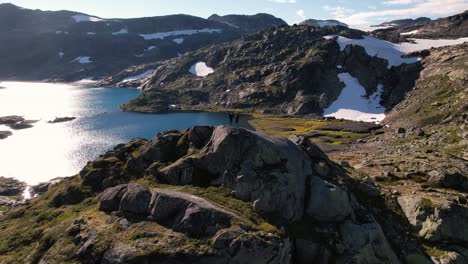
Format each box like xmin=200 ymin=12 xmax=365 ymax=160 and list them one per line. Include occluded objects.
xmin=247 ymin=114 xmax=367 ymax=145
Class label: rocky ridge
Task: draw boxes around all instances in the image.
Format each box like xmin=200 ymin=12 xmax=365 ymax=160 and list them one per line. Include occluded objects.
xmin=371 ymin=11 xmax=468 ymax=43
xmin=0 ymin=125 xmax=428 ymax=263
xmin=122 ymin=24 xmax=420 ymax=115
xmin=0 ymin=3 xmax=286 ymax=82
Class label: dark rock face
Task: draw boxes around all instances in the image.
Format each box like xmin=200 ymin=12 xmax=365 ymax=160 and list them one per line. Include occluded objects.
xmin=51 ymin=185 xmax=89 ymax=207
xmin=0 ymin=176 xmax=26 ymax=196
xmin=0 ymin=131 xmax=12 ymax=140
xmin=428 ymin=171 xmax=468 ymax=192
xmin=48 ymin=116 xmax=76 ymax=123
xmin=0 ymin=115 xmax=37 ymax=130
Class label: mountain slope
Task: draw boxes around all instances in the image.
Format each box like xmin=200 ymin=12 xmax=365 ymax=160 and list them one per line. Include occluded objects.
xmin=208 ymin=13 xmax=287 ymax=33
xmin=121 ymin=25 xmax=424 ymax=117
xmin=0 ymin=4 xmax=286 ymax=81
xmin=300 ymin=19 xmax=348 ymax=28
xmin=371 ymin=10 xmax=468 ymax=42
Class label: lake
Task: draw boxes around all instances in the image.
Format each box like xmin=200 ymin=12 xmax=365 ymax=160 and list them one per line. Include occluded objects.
xmin=0 ymin=82 xmax=232 ymax=185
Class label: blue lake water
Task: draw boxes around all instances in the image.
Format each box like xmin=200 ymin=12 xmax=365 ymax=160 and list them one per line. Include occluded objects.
xmin=0 ymin=82 xmax=232 ymax=184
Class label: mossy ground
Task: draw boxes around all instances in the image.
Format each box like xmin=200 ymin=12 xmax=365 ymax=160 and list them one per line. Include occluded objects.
xmin=0 ymin=172 xmax=283 ymax=263
xmin=247 ymin=114 xmax=367 ymax=144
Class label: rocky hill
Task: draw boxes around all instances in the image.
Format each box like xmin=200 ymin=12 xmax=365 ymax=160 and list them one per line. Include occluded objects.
xmin=300 ymin=19 xmax=348 ymax=28
xmin=371 ymin=17 xmax=431 ymax=28
xmin=208 ymin=13 xmax=287 ymax=33
xmin=371 ymin=11 xmax=468 ymax=42
xmin=0 ymin=4 xmax=285 ymax=82
xmin=121 ymin=24 xmax=421 ymax=116
xmin=0 ymin=125 xmax=438 ymax=263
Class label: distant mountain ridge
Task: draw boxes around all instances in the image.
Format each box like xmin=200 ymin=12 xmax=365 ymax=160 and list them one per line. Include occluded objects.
xmin=0 ymin=3 xmax=287 ymax=81
xmin=208 ymin=13 xmax=287 ymax=33
xmin=300 ymin=19 xmax=348 ymax=28
xmin=371 ymin=10 xmax=468 ymax=42
xmin=371 ymin=17 xmax=431 ymax=28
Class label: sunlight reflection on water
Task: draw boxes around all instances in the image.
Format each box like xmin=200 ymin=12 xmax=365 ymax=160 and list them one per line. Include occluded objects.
xmin=0 ymin=82 xmax=229 ymax=185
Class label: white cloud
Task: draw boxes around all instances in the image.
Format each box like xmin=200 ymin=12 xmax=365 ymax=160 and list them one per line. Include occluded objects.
xmin=269 ymin=0 xmax=297 ymax=3
xmin=328 ymin=0 xmax=468 ymax=26
xmin=383 ymin=0 xmax=423 ymax=5
xmin=323 ymin=5 xmax=355 ymax=18
xmin=296 ymin=9 xmax=306 ymax=20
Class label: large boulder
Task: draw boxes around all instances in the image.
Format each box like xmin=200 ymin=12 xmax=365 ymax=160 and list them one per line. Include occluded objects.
xmin=99 ymin=184 xmax=128 ymax=212
xmin=148 ymin=188 xmax=237 ymax=238
xmin=419 ymin=204 xmax=468 ymax=243
xmin=398 ymin=195 xmax=468 ymax=243
xmin=99 ymin=184 xmax=238 ymax=238
xmin=126 ymin=131 xmax=185 ymax=174
xmin=119 ymin=184 xmax=151 ymax=216
xmin=197 ymin=126 xmax=313 ymax=223
xmin=307 ymin=176 xmax=353 ymax=222
xmin=339 ymin=221 xmax=401 ymax=264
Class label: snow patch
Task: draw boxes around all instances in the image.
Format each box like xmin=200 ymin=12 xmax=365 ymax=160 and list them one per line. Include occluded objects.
xmin=337 ymin=65 xmax=343 ymax=69
xmin=400 ymin=30 xmax=419 ymax=36
xmin=72 ymin=15 xmax=103 ymax=23
xmin=324 ymin=35 xmax=468 ymax=68
xmin=139 ymin=28 xmax=223 ymax=40
xmin=121 ymin=70 xmax=155 ymax=82
xmin=220 ymin=21 xmax=239 ymax=29
xmin=146 ymin=46 xmax=156 ymax=51
xmin=87 ymin=32 xmax=96 ymax=35
xmin=58 ymin=51 xmax=64 ymax=59
xmin=75 ymin=78 xmax=98 ymax=84
xmin=324 ymin=73 xmax=385 ymax=123
xmin=189 ymin=62 xmax=214 ymax=77
xmin=173 ymin=38 xmax=184 ymax=44
xmin=71 ymin=56 xmax=92 ymax=64
xmin=397 ymin=38 xmax=468 ymax=53
xmin=112 ymin=28 xmax=128 ymax=35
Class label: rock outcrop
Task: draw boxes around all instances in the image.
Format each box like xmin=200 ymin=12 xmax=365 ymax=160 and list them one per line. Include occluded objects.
xmin=1 ymin=126 xmax=418 ymax=263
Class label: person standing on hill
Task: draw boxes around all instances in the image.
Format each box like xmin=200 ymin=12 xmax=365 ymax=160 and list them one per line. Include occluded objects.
xmin=235 ymin=113 xmax=240 ymax=126
xmin=228 ymin=112 xmax=234 ymax=125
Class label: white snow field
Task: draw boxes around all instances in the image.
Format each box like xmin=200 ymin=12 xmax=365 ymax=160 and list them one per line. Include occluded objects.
xmin=189 ymin=62 xmax=214 ymax=77
xmin=324 ymin=73 xmax=386 ymax=123
xmin=324 ymin=35 xmax=468 ymax=68
xmin=400 ymin=30 xmax=419 ymax=36
xmin=139 ymin=28 xmax=223 ymax=40
xmin=72 ymin=15 xmax=103 ymax=23
xmin=121 ymin=70 xmax=155 ymax=83
xmin=173 ymin=38 xmax=184 ymax=44
xmin=71 ymin=56 xmax=92 ymax=64
xmin=112 ymin=28 xmax=128 ymax=35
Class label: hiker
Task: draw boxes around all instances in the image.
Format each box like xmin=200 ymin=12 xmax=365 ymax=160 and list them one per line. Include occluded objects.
xmin=235 ymin=113 xmax=240 ymax=126
xmin=228 ymin=112 xmax=234 ymax=125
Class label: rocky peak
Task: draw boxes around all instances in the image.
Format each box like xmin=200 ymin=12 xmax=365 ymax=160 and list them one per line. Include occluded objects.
xmin=300 ymin=19 xmax=348 ymax=28
xmin=208 ymin=13 xmax=287 ymax=33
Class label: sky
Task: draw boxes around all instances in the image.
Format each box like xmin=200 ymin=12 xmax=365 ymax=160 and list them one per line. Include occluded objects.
xmin=1 ymin=0 xmax=467 ymax=28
